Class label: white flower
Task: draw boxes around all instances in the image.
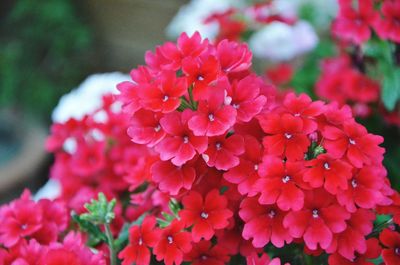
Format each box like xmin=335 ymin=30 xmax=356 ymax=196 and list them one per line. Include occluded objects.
xmin=166 ymin=0 xmax=244 ymax=41
xmin=248 ymin=20 xmax=318 ymax=62
xmin=51 ymin=72 xmax=129 ymax=123
xmin=34 ymin=179 xmax=61 ymax=201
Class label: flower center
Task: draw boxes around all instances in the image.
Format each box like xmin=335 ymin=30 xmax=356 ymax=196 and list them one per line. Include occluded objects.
xmin=351 ymin=178 xmax=358 ymax=188
xmin=208 ymin=114 xmax=215 ymax=122
xmin=201 ymin=255 xmax=208 ymax=260
xmin=284 ymin=133 xmax=292 ymax=139
xmin=183 ymin=136 xmax=189 ymax=143
xmin=154 ymin=124 xmax=161 ymax=132
xmin=197 ymin=75 xmax=204 ymax=81
xmin=215 ymin=142 xmax=222 ymax=150
xmin=395 ymin=247 xmax=400 ymax=256
xmin=282 ymin=175 xmax=291 ymax=183
xmin=138 ymin=238 xmax=143 ymax=245
xmin=312 ymin=209 xmax=319 ymax=218
xmin=232 ymin=103 xmax=240 ymax=109
xmin=349 ymin=138 xmax=356 ymax=145
xmin=201 ymin=212 xmax=209 ymax=219
xmin=167 ymin=236 xmax=173 ymax=244
xmin=323 ymin=162 xmax=330 ymax=170
xmin=21 ymin=224 xmax=28 ymax=230
xmin=254 ymin=164 xmax=259 ymax=171
xmin=162 ymin=95 xmax=169 ymax=102
xmin=294 ymin=113 xmax=300 ymax=117
xmin=268 ymin=210 xmax=276 ymax=218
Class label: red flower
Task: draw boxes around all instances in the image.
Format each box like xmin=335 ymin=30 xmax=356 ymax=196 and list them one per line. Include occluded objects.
xmin=280 ymin=93 xmax=325 ymax=133
xmin=380 ymin=228 xmax=400 ymax=265
xmin=153 ymin=220 xmax=192 ymax=265
xmin=184 ymin=240 xmax=230 ymax=265
xmin=328 ymin=238 xmax=381 ymax=265
xmin=203 ymin=134 xmax=244 ymax=171
xmin=216 ymin=39 xmax=252 ymax=73
xmin=158 ymin=32 xmax=209 ymax=70
xmin=322 ymin=121 xmax=384 ymax=168
xmin=188 ymin=82 xmax=237 ymax=136
xmin=304 ymin=154 xmax=353 ymax=194
xmin=182 ymin=55 xmax=220 ymax=101
xmin=226 ymin=75 xmax=266 ymax=123
xmin=155 ymin=111 xmax=208 ymax=166
xmin=70 ymin=142 xmax=106 ymax=177
xmin=266 ymin=64 xmax=293 ymax=86
xmin=326 ymin=209 xmax=375 ymax=261
xmin=374 ymin=0 xmax=400 ymax=43
xmin=256 ymin=156 xmax=307 ymax=211
xmin=127 ymin=109 xmax=166 ymax=147
xmin=283 ymin=189 xmax=350 ymax=250
xmin=140 ymin=71 xmax=187 ymax=113
xmin=117 ymin=66 xmax=153 ymax=114
xmin=0 ymin=190 xmax=43 ymax=247
xmin=179 ymin=190 xmax=233 ymax=242
xmin=336 ymin=166 xmax=391 ymax=212
xmin=332 ymin=0 xmax=378 ymax=44
xmin=119 ymin=216 xmax=160 ymax=265
xmin=259 ymin=113 xmax=312 ymax=160
xmin=151 ymin=160 xmax=196 ymax=195
xmin=224 ymin=135 xmax=262 ymax=196
xmin=246 ymin=253 xmax=289 ymax=265
xmin=239 ymin=197 xmax=292 ymax=248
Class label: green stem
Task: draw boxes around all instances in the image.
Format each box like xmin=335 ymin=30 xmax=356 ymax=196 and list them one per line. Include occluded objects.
xmin=303 ymin=253 xmax=313 ymax=265
xmin=105 ymin=223 xmax=117 ymax=265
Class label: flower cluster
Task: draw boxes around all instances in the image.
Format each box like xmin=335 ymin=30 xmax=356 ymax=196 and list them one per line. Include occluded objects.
xmin=46 ymin=94 xmax=158 ymax=214
xmin=2 ymin=2 xmax=400 ymax=263
xmin=332 ymin=0 xmax=400 ymax=45
xmin=114 ymin=31 xmax=400 ymax=265
xmin=317 ymin=0 xmax=400 ymax=123
xmin=0 ymin=190 xmax=106 ymax=264
xmin=315 ymin=55 xmax=380 ymax=118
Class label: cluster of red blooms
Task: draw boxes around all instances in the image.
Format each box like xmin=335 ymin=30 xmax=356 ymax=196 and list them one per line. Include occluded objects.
xmin=0 ymin=190 xmax=106 ymax=264
xmin=1 ymin=9 xmax=400 ymax=263
xmin=114 ymin=32 xmax=400 ymax=265
xmin=332 ymin=0 xmax=400 ymax=45
xmin=204 ymin=1 xmax=296 ymax=44
xmin=317 ymin=0 xmax=400 ymax=123
xmin=45 ymin=94 xmax=160 ymax=216
xmin=315 ymin=55 xmax=380 ymax=118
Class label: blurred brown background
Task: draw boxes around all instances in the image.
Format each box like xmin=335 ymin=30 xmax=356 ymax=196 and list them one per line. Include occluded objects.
xmin=0 ymin=0 xmax=186 ymax=202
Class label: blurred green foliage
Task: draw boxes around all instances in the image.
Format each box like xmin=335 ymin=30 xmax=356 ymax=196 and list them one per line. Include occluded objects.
xmin=0 ymin=0 xmax=92 ymax=121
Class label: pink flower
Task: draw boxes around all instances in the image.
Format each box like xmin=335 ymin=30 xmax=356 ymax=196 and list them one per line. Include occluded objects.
xmin=119 ymin=216 xmax=160 ymax=265
xmin=283 ymin=189 xmax=350 ymax=250
xmin=153 ymin=220 xmax=192 ymax=265
xmin=188 ymin=81 xmax=237 ymax=136
xmin=203 ymin=134 xmax=245 ymax=170
xmin=155 ymin=110 xmax=208 ymax=166
xmin=180 ymin=190 xmax=233 ymax=242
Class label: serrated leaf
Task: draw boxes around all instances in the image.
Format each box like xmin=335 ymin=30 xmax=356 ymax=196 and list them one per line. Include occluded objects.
xmin=72 ymin=213 xmax=107 ymax=243
xmin=80 ymin=193 xmax=116 ymax=225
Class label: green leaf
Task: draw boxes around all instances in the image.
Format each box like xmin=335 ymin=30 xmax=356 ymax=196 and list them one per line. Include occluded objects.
xmin=169 ymin=199 xmax=181 ymax=217
xmin=80 ymin=193 xmax=116 ymax=225
xmin=382 ymin=67 xmax=400 ymax=111
xmin=71 ymin=212 xmax=107 ymax=244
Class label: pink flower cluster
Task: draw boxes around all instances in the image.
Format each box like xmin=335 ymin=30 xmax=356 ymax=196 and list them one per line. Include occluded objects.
xmin=332 ymin=0 xmax=400 ymax=45
xmin=0 ymin=190 xmax=105 ymax=264
xmin=114 ymin=32 xmax=399 ymax=265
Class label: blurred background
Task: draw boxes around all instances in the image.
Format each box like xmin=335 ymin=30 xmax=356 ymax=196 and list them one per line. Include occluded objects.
xmin=0 ymin=0 xmax=186 ymax=202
